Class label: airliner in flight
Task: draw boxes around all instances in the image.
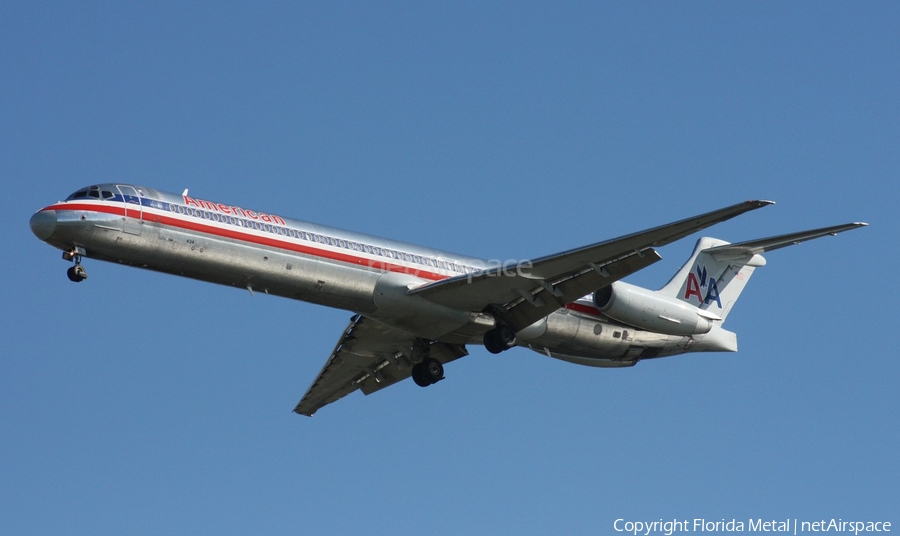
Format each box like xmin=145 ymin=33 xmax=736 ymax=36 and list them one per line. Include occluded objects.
xmin=30 ymin=184 xmax=865 ymax=416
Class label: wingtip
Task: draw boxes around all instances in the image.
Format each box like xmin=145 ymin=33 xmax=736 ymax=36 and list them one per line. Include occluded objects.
xmin=833 ymin=222 xmax=869 ymax=232
xmin=752 ymin=199 xmax=776 ymax=207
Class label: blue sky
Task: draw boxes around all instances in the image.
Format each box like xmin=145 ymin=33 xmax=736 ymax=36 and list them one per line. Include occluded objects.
xmin=2 ymin=2 xmax=897 ymax=534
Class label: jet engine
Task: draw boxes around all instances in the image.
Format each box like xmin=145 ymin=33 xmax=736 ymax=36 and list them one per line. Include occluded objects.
xmin=592 ymin=281 xmax=719 ymax=336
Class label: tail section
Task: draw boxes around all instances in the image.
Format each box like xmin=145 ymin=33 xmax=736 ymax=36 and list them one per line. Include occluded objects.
xmin=658 ymin=222 xmax=867 ymax=324
xmin=659 ymin=237 xmax=765 ymax=322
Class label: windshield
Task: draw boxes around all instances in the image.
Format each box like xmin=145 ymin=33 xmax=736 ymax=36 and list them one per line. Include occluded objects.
xmin=66 ymin=185 xmax=116 ymax=201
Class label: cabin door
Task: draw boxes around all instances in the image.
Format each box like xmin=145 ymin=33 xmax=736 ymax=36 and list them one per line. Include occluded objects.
xmin=116 ymin=185 xmax=143 ymax=235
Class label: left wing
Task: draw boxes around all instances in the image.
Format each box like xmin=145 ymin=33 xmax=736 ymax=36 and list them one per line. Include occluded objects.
xmin=409 ymin=200 xmax=773 ymax=330
xmin=294 ymin=315 xmax=467 ymax=416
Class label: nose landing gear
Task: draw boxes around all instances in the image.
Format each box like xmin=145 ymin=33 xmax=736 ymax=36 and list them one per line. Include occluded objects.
xmin=63 ymin=247 xmax=88 ymax=282
xmin=67 ymin=264 xmax=87 ymax=282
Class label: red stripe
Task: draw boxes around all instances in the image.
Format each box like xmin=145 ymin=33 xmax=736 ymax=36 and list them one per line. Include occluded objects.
xmin=44 ymin=203 xmax=450 ymax=282
xmin=45 ymin=202 xmax=126 ymax=217
xmin=566 ymin=302 xmax=602 ymax=317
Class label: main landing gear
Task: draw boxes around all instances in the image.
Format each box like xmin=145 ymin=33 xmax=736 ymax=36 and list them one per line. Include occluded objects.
xmin=411 ymin=357 xmax=444 ymax=387
xmin=483 ymin=325 xmax=517 ymax=354
xmin=409 ymin=338 xmax=444 ymax=387
xmin=63 ymin=248 xmax=88 ymax=283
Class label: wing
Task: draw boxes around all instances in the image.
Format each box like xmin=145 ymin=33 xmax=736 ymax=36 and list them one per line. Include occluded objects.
xmin=409 ymin=200 xmax=774 ymax=330
xmin=294 ymin=315 xmax=468 ymax=417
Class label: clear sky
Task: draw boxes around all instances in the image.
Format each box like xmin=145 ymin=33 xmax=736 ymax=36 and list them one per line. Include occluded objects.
xmin=2 ymin=2 xmax=897 ymax=534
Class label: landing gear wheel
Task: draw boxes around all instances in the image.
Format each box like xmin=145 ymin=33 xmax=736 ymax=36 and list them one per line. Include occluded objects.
xmin=412 ymin=363 xmax=431 ymax=387
xmin=411 ymin=357 xmax=444 ymax=387
xmin=422 ymin=357 xmax=443 ymax=384
xmin=484 ymin=325 xmax=516 ymax=354
xmin=67 ymin=264 xmax=87 ymax=282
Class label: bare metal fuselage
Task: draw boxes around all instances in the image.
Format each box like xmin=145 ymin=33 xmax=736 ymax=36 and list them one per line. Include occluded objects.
xmin=31 ymin=183 xmax=723 ymax=367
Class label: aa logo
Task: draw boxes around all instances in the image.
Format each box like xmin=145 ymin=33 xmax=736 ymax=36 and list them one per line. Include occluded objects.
xmin=683 ymin=265 xmax=722 ymax=308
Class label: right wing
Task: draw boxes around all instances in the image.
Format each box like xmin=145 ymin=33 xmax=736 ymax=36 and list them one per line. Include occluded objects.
xmin=294 ymin=315 xmax=467 ymax=417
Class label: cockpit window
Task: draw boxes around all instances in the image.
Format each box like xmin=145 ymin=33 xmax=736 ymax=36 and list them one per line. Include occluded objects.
xmin=67 ymin=185 xmax=119 ymax=201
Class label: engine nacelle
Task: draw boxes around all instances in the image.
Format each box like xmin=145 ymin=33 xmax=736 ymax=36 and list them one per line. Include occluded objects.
xmin=593 ymin=281 xmax=718 ymax=336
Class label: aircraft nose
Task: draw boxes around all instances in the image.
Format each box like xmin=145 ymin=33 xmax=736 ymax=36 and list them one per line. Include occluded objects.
xmin=30 ymin=210 xmax=57 ymax=241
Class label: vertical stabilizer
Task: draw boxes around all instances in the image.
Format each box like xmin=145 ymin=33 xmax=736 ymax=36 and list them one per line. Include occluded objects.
xmin=658 ymin=237 xmax=766 ymax=322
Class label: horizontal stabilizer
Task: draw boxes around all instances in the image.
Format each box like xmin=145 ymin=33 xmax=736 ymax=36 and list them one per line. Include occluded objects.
xmin=704 ymin=222 xmax=867 ymax=258
xmin=659 ymin=221 xmax=866 ymax=323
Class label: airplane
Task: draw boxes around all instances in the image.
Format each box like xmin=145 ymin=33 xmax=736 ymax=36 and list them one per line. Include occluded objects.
xmin=30 ymin=184 xmax=866 ymax=416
